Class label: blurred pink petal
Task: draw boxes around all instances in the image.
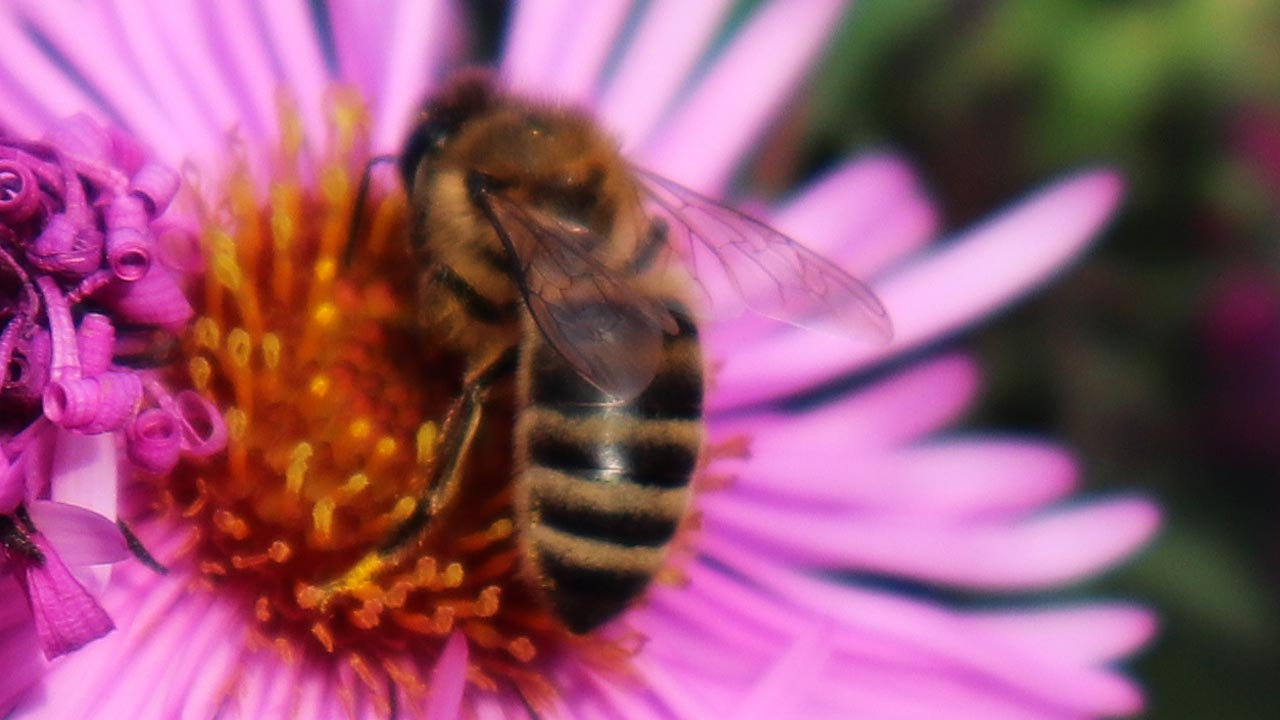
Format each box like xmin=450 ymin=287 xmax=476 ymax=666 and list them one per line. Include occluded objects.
xmin=730 ymin=623 xmax=829 ymax=720
xmin=25 ymin=501 xmax=127 ymax=567
xmin=639 ymin=0 xmax=850 ymax=192
xmin=369 ymin=1 xmax=454 ymax=152
xmin=47 ymin=431 xmax=118 ymax=523
xmin=704 ymin=493 xmax=1159 ymax=589
xmin=713 ymin=354 xmax=981 ymax=450
xmin=693 ymin=543 xmax=1147 ymax=716
xmin=108 ymin=1 xmax=223 ymax=162
xmin=502 ymin=0 xmax=579 ymax=93
xmin=597 ymin=0 xmax=734 ymax=148
xmin=202 ymin=0 xmax=280 ymax=156
xmin=736 ymin=438 xmax=1078 ymax=516
xmin=14 ymin=0 xmax=183 ymax=163
xmin=20 ymin=534 xmax=114 ymax=659
xmin=537 ymin=0 xmax=632 ymax=101
xmin=258 ymin=0 xmax=330 ymax=150
xmin=0 ymin=580 xmax=42 ymax=717
xmin=967 ymin=604 xmax=1158 ymax=665
xmin=713 ymin=170 xmax=1125 ymax=409
xmin=427 ymin=632 xmax=469 ymax=720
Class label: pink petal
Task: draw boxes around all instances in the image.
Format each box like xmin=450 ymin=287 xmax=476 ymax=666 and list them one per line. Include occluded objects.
xmin=711 ymin=354 xmax=980 ymax=451
xmin=105 ymin=1 xmax=222 ymax=161
xmin=812 ymin=660 xmax=1086 ymax=720
xmin=502 ymin=0 xmax=578 ymax=94
xmin=703 ymin=494 xmax=1160 ymax=589
xmin=966 ymin=605 xmax=1158 ymax=665
xmin=535 ymin=0 xmax=632 ymax=101
xmin=632 ymin=654 xmax=719 ymax=720
xmin=202 ymin=0 xmax=281 ymax=155
xmin=704 ymin=155 xmax=936 ymax=350
xmin=13 ymin=0 xmax=184 ymax=163
xmin=730 ymin=623 xmax=829 ymax=720
xmin=0 ymin=7 xmax=100 ymax=132
xmin=0 ymin=581 xmax=41 ymax=718
xmin=330 ymin=0 xmax=391 ymax=99
xmin=48 ymin=429 xmax=118 ymax=522
xmin=25 ymin=501 xmax=127 ymax=566
xmin=596 ymin=0 xmax=735 ymax=149
xmin=734 ymin=437 xmax=1078 ymax=517
xmin=712 ymin=171 xmax=1125 ymax=408
xmin=1 ymin=449 xmax=21 ymax=513
xmin=691 ymin=544 xmax=1146 ymax=716
xmin=22 ymin=535 xmax=114 ymax=659
xmin=370 ymin=1 xmax=455 ymax=152
xmin=48 ymin=425 xmax=121 ymax=589
xmin=258 ymin=0 xmax=330 ymax=151
xmin=144 ymin=0 xmax=255 ymax=149
xmin=772 ymin=154 xmax=937 ymax=269
xmin=637 ymin=0 xmax=850 ymax=193
xmin=426 ymin=631 xmax=468 ymax=719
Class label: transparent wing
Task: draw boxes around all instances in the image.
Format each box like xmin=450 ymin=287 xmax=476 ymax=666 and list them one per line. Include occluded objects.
xmin=474 ymin=186 xmax=675 ymax=401
xmin=636 ymin=168 xmax=893 ymax=344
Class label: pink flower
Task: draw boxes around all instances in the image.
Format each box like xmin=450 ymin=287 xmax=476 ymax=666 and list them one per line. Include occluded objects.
xmin=0 ymin=1 xmax=1158 ymax=718
xmin=1 ymin=112 xmax=220 ymax=670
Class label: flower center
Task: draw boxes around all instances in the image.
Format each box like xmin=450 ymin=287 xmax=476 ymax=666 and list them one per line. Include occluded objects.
xmin=154 ymin=92 xmax=630 ymax=712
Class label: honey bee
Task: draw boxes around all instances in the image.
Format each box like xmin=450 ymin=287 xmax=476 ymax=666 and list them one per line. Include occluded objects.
xmin=394 ymin=71 xmax=891 ymax=633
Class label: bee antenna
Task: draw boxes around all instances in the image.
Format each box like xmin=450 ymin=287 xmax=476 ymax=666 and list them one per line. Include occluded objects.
xmin=343 ymin=153 xmax=397 ymax=267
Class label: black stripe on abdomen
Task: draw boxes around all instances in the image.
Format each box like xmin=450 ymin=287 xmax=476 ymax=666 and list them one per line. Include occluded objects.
xmin=536 ymin=551 xmax=653 ymax=634
xmin=527 ymin=431 xmax=697 ymax=489
xmin=536 ymin=498 xmax=679 ymax=547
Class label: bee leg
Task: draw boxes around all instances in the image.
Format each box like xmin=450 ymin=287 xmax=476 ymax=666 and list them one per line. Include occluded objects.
xmin=341 ymin=154 xmax=396 ymax=267
xmin=315 ymin=347 xmax=517 ymax=607
xmin=378 ymin=345 xmax=519 ymax=555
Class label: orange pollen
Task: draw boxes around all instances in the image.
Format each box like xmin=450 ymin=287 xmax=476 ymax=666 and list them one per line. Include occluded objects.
xmin=153 ymin=89 xmax=642 ymax=713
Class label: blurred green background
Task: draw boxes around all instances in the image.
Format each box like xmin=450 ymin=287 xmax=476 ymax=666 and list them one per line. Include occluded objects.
xmin=796 ymin=1 xmax=1280 ymax=717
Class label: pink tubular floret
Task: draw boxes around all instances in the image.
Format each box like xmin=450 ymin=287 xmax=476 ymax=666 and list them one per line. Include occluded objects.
xmin=129 ymin=164 xmax=180 ymax=217
xmin=126 ymin=408 xmax=182 ymax=475
xmin=1 ymin=114 xmax=205 ymax=486
xmin=0 ymin=159 xmax=41 ymax=222
xmin=74 ymin=314 xmax=115 ymax=377
xmin=173 ymin=390 xmax=227 ymax=458
xmin=104 ymin=195 xmax=152 ymax=282
xmin=43 ymin=372 xmax=143 ymax=434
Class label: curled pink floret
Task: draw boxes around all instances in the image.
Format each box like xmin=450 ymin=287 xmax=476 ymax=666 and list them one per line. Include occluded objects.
xmin=43 ymin=372 xmax=143 ymax=434
xmin=104 ymin=195 xmax=151 ymax=281
xmin=75 ymin=314 xmax=115 ymax=377
xmin=27 ymin=214 xmax=103 ymax=278
xmin=126 ymin=408 xmax=182 ymax=475
xmin=94 ymin=264 xmax=194 ymax=330
xmin=2 ymin=329 xmax=51 ymax=405
xmin=174 ymin=390 xmax=228 ymax=458
xmin=129 ymin=164 xmax=180 ymax=217
xmin=0 ymin=159 xmax=41 ymax=222
xmin=45 ymin=114 xmax=112 ymax=162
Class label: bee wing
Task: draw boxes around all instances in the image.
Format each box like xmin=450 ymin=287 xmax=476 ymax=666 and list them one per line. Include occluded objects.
xmin=636 ymin=168 xmax=893 ymax=344
xmin=474 ymin=187 xmax=674 ymax=401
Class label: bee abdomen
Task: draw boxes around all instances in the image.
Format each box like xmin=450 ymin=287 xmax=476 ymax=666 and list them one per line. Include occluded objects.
xmin=530 ymin=527 xmax=663 ymax=633
xmin=516 ymin=303 xmax=703 ymax=632
xmin=528 ymin=309 xmax=702 ymax=420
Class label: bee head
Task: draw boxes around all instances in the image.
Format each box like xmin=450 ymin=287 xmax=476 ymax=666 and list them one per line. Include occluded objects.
xmin=399 ymin=70 xmax=497 ymax=189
